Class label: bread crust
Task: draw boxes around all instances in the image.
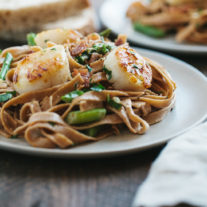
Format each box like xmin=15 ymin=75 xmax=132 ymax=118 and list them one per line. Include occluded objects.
xmin=0 ymin=0 xmax=90 ymax=32
xmin=0 ymin=8 xmax=95 ymax=42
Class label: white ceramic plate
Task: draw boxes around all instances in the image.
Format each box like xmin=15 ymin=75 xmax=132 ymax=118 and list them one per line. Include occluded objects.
xmin=0 ymin=48 xmax=207 ymax=158
xmin=100 ymin=0 xmax=207 ymax=55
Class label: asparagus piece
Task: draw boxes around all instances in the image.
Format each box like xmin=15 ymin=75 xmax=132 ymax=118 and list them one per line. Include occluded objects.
xmin=61 ymin=90 xmax=84 ymax=103
xmin=85 ymin=126 xmax=101 ymax=137
xmin=133 ymin=22 xmax=166 ymax=38
xmin=0 ymin=52 xmax=13 ymax=80
xmin=66 ymin=108 xmax=106 ymax=125
xmin=27 ymin=33 xmax=37 ymax=46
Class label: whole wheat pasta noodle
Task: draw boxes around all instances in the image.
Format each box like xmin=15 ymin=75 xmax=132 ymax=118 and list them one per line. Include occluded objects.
xmin=127 ymin=0 xmax=207 ymax=44
xmin=0 ymin=29 xmax=176 ymax=149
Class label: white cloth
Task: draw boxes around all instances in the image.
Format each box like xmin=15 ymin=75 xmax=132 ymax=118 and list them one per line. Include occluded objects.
xmin=132 ymin=122 xmax=207 ymax=207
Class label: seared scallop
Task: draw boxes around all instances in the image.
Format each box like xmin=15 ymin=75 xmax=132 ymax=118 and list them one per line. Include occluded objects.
xmin=35 ymin=29 xmax=82 ymax=48
xmin=104 ymin=45 xmax=152 ymax=91
xmin=13 ymin=45 xmax=70 ymax=94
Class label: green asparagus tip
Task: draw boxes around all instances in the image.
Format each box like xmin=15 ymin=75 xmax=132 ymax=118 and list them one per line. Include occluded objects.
xmin=133 ymin=22 xmax=166 ymax=38
xmin=99 ymin=28 xmax=111 ymax=38
xmin=0 ymin=52 xmax=13 ymax=80
xmin=27 ymin=32 xmax=37 ymax=46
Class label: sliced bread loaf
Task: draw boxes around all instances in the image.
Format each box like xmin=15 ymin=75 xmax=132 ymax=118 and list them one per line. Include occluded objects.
xmin=0 ymin=0 xmax=90 ymax=32
xmin=0 ymin=7 xmax=96 ymax=42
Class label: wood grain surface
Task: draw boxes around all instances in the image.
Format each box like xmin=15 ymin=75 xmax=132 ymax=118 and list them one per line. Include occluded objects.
xmin=0 ymin=40 xmax=206 ymax=207
xmin=0 ymin=147 xmax=162 ymax=207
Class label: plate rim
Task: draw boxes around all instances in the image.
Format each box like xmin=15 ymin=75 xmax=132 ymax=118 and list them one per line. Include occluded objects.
xmin=100 ymin=0 xmax=207 ymax=55
xmin=0 ymin=48 xmax=207 ymax=158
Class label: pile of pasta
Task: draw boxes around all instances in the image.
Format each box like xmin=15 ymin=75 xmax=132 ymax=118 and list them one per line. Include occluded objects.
xmin=0 ymin=29 xmax=176 ymax=148
xmin=127 ymin=0 xmax=207 ymax=44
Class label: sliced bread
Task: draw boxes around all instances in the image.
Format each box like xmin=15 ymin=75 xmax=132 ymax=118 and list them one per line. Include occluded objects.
xmin=0 ymin=7 xmax=96 ymax=42
xmin=0 ymin=0 xmax=90 ymax=32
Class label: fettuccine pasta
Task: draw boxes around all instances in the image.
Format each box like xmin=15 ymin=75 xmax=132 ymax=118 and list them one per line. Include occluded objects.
xmin=0 ymin=29 xmax=176 ymax=148
xmin=127 ymin=0 xmax=207 ymax=44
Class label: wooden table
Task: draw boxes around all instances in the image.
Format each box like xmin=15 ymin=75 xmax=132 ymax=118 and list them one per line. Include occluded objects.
xmin=0 ymin=146 xmax=163 ymax=207
xmin=0 ymin=52 xmax=206 ymax=207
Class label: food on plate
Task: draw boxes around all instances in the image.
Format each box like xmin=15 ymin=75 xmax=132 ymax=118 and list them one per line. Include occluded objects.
xmin=127 ymin=0 xmax=207 ymax=43
xmin=0 ymin=0 xmax=95 ymax=42
xmin=13 ymin=45 xmax=71 ymax=94
xmin=104 ymin=46 xmax=152 ymax=91
xmin=0 ymin=28 xmax=176 ymax=149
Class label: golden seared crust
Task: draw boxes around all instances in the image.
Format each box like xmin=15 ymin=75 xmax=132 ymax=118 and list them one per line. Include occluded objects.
xmin=13 ymin=45 xmax=70 ymax=94
xmin=115 ymin=46 xmax=152 ymax=88
xmin=14 ymin=53 xmax=65 ymax=83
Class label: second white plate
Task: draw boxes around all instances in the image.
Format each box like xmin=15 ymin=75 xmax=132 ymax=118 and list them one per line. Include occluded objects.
xmin=100 ymin=0 xmax=207 ymax=55
xmin=0 ymin=48 xmax=206 ymax=158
